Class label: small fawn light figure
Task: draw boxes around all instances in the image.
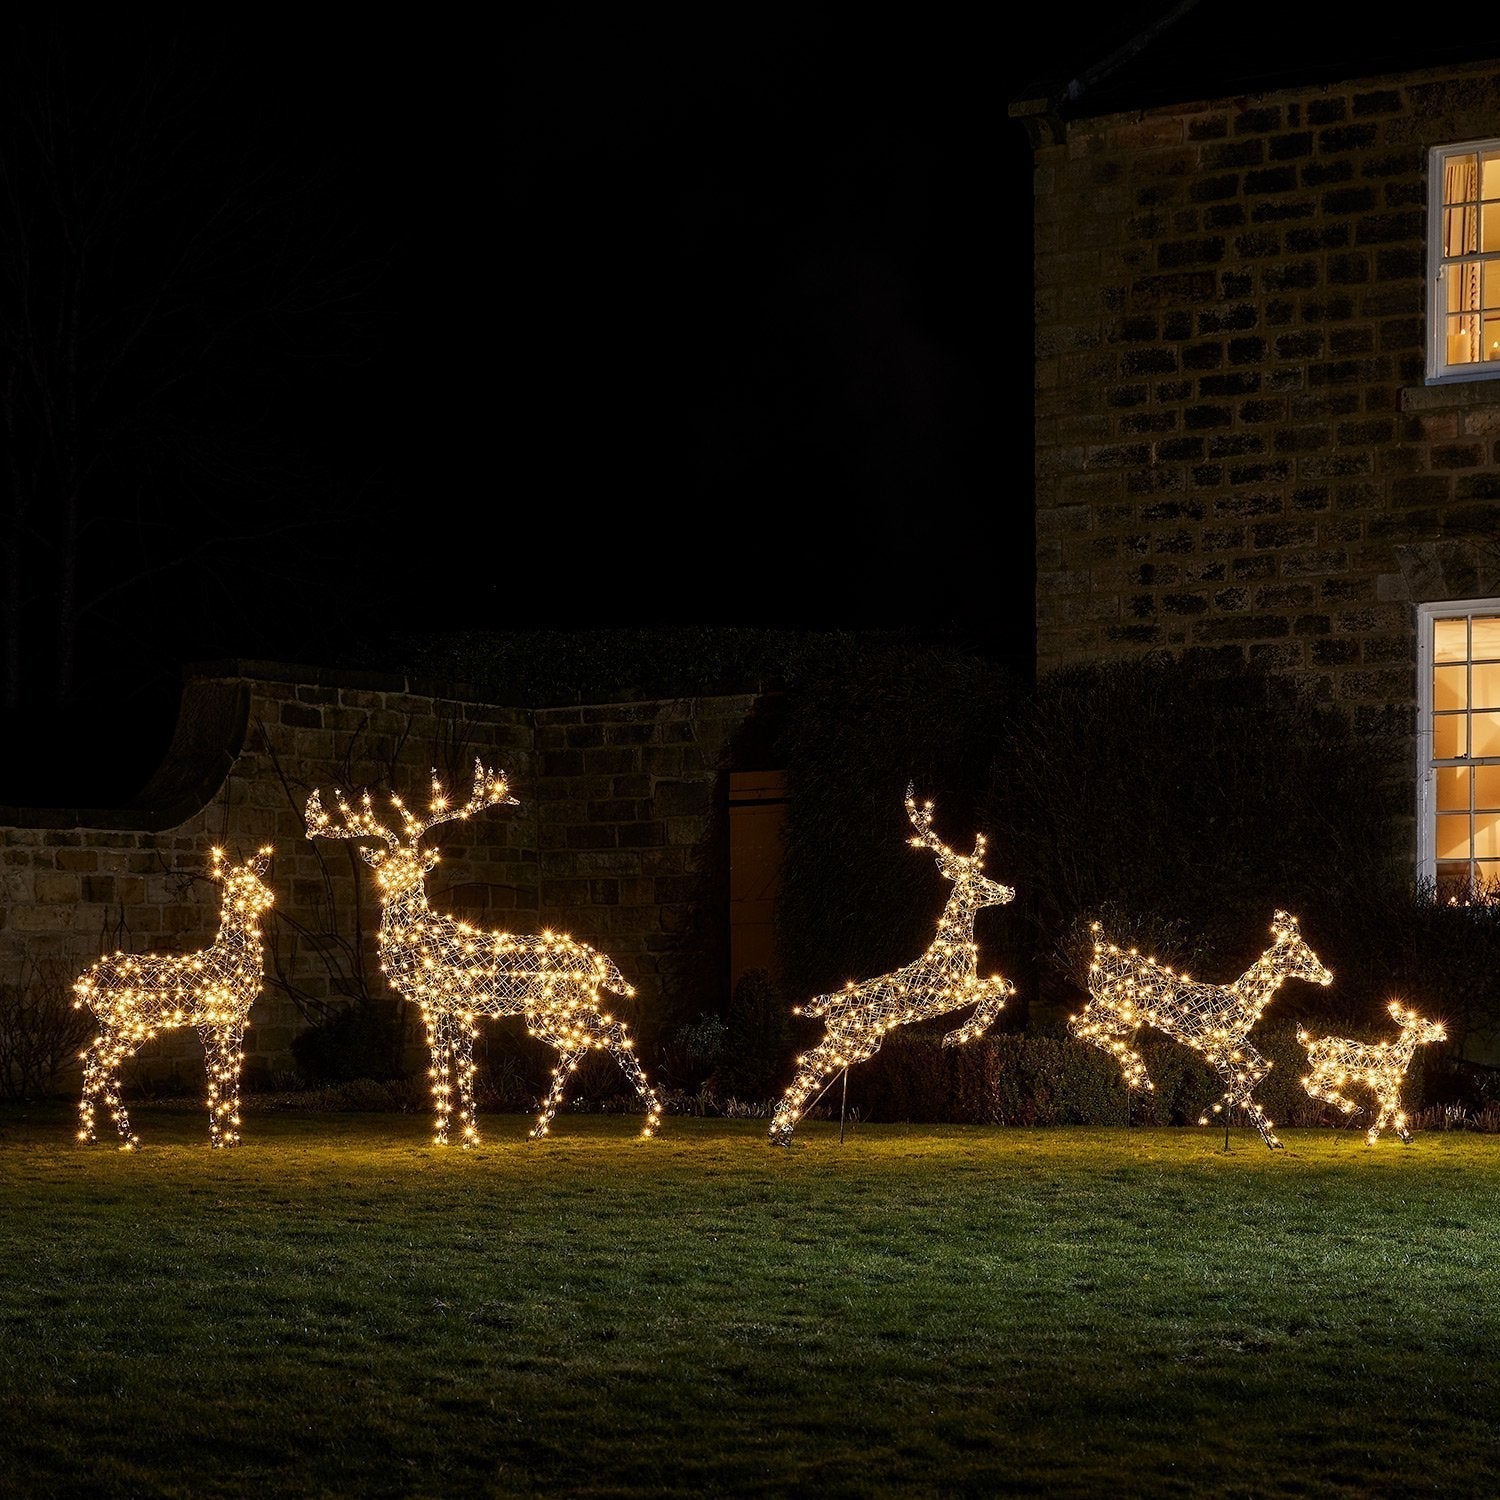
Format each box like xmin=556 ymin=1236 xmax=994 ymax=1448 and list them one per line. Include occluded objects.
xmin=1298 ymin=1000 xmax=1446 ymax=1144
xmin=305 ymin=759 xmax=663 ymax=1145
xmin=73 ymin=847 xmax=275 ymax=1150
xmin=768 ymin=784 xmax=1016 ymax=1147
xmin=1071 ymin=910 xmax=1333 ymax=1149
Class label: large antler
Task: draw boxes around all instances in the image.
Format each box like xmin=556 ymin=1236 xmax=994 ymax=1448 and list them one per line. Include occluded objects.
xmin=391 ymin=759 xmax=518 ymax=842
xmin=304 ymin=784 xmax=401 ymax=849
xmin=905 ymin=783 xmax=987 ymax=866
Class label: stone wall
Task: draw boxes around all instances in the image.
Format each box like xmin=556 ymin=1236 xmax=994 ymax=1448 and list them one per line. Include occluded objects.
xmin=0 ymin=661 xmax=766 ymax=1092
xmin=1016 ymin=58 xmax=1500 ymax=780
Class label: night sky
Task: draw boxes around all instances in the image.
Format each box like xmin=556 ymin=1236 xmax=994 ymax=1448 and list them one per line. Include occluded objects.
xmin=1 ymin=3 xmax=1140 ymax=805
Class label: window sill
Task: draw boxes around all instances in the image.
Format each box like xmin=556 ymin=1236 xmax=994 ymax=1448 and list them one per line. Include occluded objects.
xmin=1402 ymin=381 xmax=1500 ymax=411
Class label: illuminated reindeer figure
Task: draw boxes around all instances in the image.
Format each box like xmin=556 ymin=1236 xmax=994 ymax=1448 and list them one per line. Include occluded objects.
xmin=73 ymin=846 xmax=275 ymax=1150
xmin=305 ymin=760 xmax=662 ymax=1145
xmin=1298 ymin=1001 xmax=1446 ymax=1144
xmin=768 ymin=784 xmax=1016 ymax=1147
xmin=1071 ymin=910 xmax=1333 ymax=1149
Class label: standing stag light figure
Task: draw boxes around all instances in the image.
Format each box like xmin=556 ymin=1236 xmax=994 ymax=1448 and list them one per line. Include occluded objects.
xmin=1298 ymin=1001 xmax=1446 ymax=1144
xmin=768 ymin=785 xmax=1016 ymax=1147
xmin=305 ymin=760 xmax=663 ymax=1145
xmin=1071 ymin=910 xmax=1333 ymax=1149
xmin=73 ymin=847 xmax=275 ymax=1150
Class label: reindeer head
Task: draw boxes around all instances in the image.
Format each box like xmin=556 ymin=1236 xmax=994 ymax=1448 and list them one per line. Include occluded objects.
xmin=1269 ymin=910 xmax=1333 ymax=987
xmin=1388 ymin=999 xmax=1446 ymax=1046
xmin=304 ymin=760 xmax=518 ymax=900
xmin=905 ymin=784 xmax=1014 ymax=909
xmin=210 ymin=846 xmax=276 ymax=922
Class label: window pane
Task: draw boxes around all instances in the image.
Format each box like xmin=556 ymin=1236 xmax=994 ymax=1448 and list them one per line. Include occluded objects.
xmin=1471 ymin=617 xmax=1500 ymax=659
xmin=1483 ymin=151 xmax=1500 ymax=199
xmin=1448 ymin=318 xmax=1479 ymax=364
xmin=1447 ymin=268 xmax=1478 ymax=312
xmin=1447 ymin=206 xmax=1479 ymax=254
xmin=1487 ymin=261 xmax=1500 ymax=306
xmin=1435 ymin=617 xmax=1469 ymax=662
xmin=1437 ymin=814 xmax=1472 ymax=858
xmin=1446 ymin=152 xmax=1479 ymax=202
xmin=1487 ymin=315 xmax=1500 ymax=361
xmin=1484 ymin=203 xmax=1500 ymax=253
xmin=1434 ymin=713 xmax=1469 ymax=758
xmin=1476 ymin=764 xmax=1500 ymax=808
xmin=1438 ymin=766 xmax=1472 ymax=811
xmin=1474 ymin=661 xmax=1500 ymax=708
xmin=1473 ymin=712 xmax=1500 ymax=757
xmin=1436 ymin=861 xmax=1472 ymax=903
xmin=1475 ymin=816 xmax=1500 ymax=858
xmin=1478 ymin=861 xmax=1500 ymax=897
xmin=1435 ymin=664 xmax=1468 ymax=710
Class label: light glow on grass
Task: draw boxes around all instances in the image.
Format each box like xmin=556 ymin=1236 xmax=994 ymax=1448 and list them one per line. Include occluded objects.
xmin=3 ymin=1106 xmax=1498 ymax=1498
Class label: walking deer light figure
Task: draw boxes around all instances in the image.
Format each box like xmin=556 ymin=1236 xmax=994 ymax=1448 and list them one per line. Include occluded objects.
xmin=73 ymin=846 xmax=275 ymax=1150
xmin=1298 ymin=1001 xmax=1446 ymax=1144
xmin=1071 ymin=910 xmax=1333 ymax=1149
xmin=305 ymin=760 xmax=663 ymax=1145
xmin=768 ymin=784 xmax=1016 ymax=1147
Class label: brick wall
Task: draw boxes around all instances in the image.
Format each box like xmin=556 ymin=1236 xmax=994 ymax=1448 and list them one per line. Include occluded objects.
xmin=0 ymin=662 xmax=764 ymax=1090
xmin=1018 ymin=58 xmax=1500 ymax=787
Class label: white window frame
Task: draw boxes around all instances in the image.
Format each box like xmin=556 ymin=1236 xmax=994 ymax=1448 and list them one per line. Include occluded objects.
xmin=1427 ymin=138 xmax=1500 ymax=385
xmin=1416 ymin=598 xmax=1500 ymax=897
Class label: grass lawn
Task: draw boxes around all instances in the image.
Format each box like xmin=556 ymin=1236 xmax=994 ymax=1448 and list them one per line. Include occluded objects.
xmin=1 ymin=1103 xmax=1497 ymax=1499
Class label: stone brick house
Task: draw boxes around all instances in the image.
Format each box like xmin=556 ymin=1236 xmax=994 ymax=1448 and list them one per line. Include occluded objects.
xmin=1010 ymin=7 xmax=1500 ymax=901
xmin=0 ymin=660 xmax=783 ymax=1088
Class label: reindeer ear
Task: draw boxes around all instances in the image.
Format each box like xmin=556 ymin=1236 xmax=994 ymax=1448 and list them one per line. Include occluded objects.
xmin=249 ymin=847 xmax=273 ymax=875
xmin=359 ymin=846 xmax=385 ymax=868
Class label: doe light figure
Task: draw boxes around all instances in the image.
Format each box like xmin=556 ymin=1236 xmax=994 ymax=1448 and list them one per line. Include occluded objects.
xmin=1072 ymin=909 xmax=1333 ymax=1149
xmin=73 ymin=846 xmax=275 ymax=1150
xmin=768 ymin=785 xmax=1016 ymax=1147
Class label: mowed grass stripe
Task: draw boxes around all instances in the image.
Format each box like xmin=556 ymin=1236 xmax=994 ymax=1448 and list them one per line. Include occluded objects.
xmin=2 ymin=1107 xmax=1497 ymax=1498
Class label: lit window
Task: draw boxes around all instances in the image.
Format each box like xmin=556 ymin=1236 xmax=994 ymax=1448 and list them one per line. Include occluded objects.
xmin=1418 ymin=600 xmax=1500 ymax=899
xmin=1428 ymin=140 xmax=1500 ymax=383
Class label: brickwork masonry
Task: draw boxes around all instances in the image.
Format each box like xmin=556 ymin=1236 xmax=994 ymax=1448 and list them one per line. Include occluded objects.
xmin=0 ymin=662 xmax=761 ymax=1089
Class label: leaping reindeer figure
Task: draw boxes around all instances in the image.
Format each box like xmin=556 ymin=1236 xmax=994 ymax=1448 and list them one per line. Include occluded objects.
xmin=305 ymin=760 xmax=663 ymax=1145
xmin=73 ymin=847 xmax=275 ymax=1150
xmin=768 ymin=785 xmax=1016 ymax=1147
xmin=1298 ymin=1000 xmax=1446 ymax=1144
xmin=1071 ymin=910 xmax=1333 ymax=1149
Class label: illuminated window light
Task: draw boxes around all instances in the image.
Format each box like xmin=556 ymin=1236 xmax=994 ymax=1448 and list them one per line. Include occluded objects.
xmin=1070 ymin=910 xmax=1333 ymax=1150
xmin=73 ymin=847 xmax=275 ymax=1151
xmin=305 ymin=760 xmax=663 ymax=1145
xmin=768 ymin=784 xmax=1015 ymax=1147
xmin=1299 ymin=1000 xmax=1446 ymax=1144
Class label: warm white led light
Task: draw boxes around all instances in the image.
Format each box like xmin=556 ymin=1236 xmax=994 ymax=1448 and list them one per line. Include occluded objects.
xmin=73 ymin=847 xmax=275 ymax=1150
xmin=306 ymin=759 xmax=663 ymax=1145
xmin=768 ymin=785 xmax=1015 ymax=1146
xmin=1071 ymin=910 xmax=1333 ymax=1149
xmin=1299 ymin=1000 xmax=1446 ymax=1144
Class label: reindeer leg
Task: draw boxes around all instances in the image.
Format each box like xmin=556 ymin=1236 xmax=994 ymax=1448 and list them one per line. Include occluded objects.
xmin=95 ymin=1035 xmax=139 ymax=1151
xmin=77 ymin=1036 xmax=107 ymax=1144
xmin=532 ymin=1047 xmax=585 ymax=1141
xmin=199 ymin=1024 xmax=245 ymax=1149
xmin=943 ymin=978 xmax=1015 ymax=1048
xmin=592 ymin=1015 xmax=662 ymax=1139
xmin=423 ymin=1007 xmax=457 ymax=1147
xmin=452 ymin=1016 xmax=480 ymax=1149
xmin=770 ymin=1039 xmax=847 ymax=1146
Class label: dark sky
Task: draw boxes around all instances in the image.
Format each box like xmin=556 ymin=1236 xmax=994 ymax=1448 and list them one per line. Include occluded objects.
xmin=2 ymin=3 xmax=1104 ymax=804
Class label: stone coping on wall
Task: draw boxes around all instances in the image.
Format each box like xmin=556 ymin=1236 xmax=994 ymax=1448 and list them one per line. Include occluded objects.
xmin=0 ymin=658 xmax=766 ymax=833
